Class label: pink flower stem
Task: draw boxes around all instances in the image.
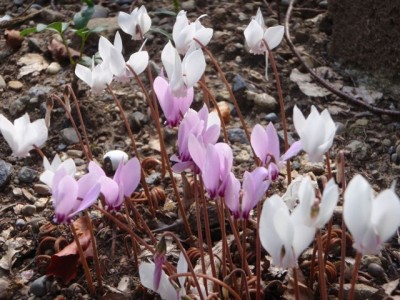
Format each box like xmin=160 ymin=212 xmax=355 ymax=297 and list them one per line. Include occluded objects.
xmin=256 ymin=202 xmax=262 ymax=300
xmin=292 ymin=268 xmax=301 ymax=300
xmin=317 ymin=229 xmax=328 ymax=300
xmin=262 ymin=40 xmax=291 ymax=184
xmin=348 ymin=252 xmax=362 ymax=300
xmin=51 ymin=94 xmax=91 ymax=161
xmin=84 ymin=211 xmax=103 ymax=293
xmin=33 ymin=144 xmax=44 ymax=159
xmin=106 ymin=84 xmax=155 ymax=218
xmin=198 ymin=81 xmax=229 ymax=143
xmin=67 ymin=84 xmax=93 ymax=160
xmin=70 ymin=222 xmax=95 ymax=296
xmin=127 ymin=66 xmax=193 ymax=237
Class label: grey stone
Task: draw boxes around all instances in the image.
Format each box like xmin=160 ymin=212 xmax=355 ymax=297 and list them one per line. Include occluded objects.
xmin=265 ymin=112 xmax=278 ymax=122
xmin=33 ymin=184 xmax=51 ymax=196
xmin=232 ymin=74 xmax=247 ymax=92
xmin=21 ymin=204 xmax=36 ymax=216
xmin=60 ymin=127 xmax=80 ymax=145
xmin=129 ymin=111 xmax=148 ymax=133
xmin=181 ymin=0 xmax=196 ymax=11
xmin=253 ymin=93 xmax=278 ymax=111
xmin=9 ymin=96 xmax=29 ymax=116
xmin=335 ymin=122 xmax=346 ymax=135
xmin=396 ymin=144 xmax=400 ymax=157
xmin=92 ymin=5 xmax=109 ymax=18
xmin=18 ymin=167 xmax=37 ymax=183
xmin=0 ymin=160 xmax=13 ymax=188
xmin=227 ymin=128 xmax=248 ymax=144
xmin=0 ymin=75 xmax=5 ymax=89
xmin=29 ymin=276 xmax=48 ymax=297
xmin=46 ymin=62 xmax=61 ymax=75
xmin=16 ymin=218 xmax=26 ymax=227
xmin=145 ymin=172 xmax=161 ymax=185
xmin=391 ymin=153 xmax=399 ymax=164
xmin=28 ymin=85 xmax=52 ymax=100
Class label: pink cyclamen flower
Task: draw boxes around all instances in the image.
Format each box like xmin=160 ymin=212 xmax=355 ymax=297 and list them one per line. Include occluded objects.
xmin=88 ymin=157 xmax=141 ymax=211
xmin=251 ymin=123 xmax=301 ymax=180
xmin=154 ymin=75 xmax=193 ymax=127
xmin=52 ymin=168 xmax=100 ymax=224
xmin=117 ymin=5 xmax=151 ymax=40
xmin=344 ymin=174 xmax=400 ymax=254
xmin=173 ymin=10 xmax=213 ymax=55
xmin=244 ymin=8 xmax=284 ymax=78
xmin=188 ymin=135 xmax=233 ymax=198
xmin=161 ymin=41 xmax=206 ymax=97
xmin=171 ymin=105 xmax=221 ymax=173
xmin=259 ymin=194 xmax=316 ymax=269
xmin=225 ymin=167 xmax=269 ymax=219
xmin=0 ymin=113 xmax=48 ymax=158
xmin=293 ymin=105 xmax=336 ymax=163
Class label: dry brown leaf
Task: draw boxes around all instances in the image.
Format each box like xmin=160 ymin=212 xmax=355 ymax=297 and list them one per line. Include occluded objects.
xmin=5 ymin=29 xmax=23 ymax=50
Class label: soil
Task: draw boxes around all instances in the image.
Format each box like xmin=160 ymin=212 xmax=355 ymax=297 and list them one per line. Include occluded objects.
xmin=0 ymin=0 xmax=400 ymax=299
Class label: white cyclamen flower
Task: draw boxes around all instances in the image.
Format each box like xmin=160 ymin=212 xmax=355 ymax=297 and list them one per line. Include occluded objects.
xmin=344 ymin=174 xmax=400 ymax=255
xmin=75 ymin=60 xmax=113 ymax=94
xmin=0 ymin=113 xmax=48 ymax=158
xmin=244 ymin=8 xmax=284 ymax=78
xmin=118 ymin=5 xmax=151 ymax=40
xmin=259 ymin=194 xmax=316 ymax=269
xmin=161 ymin=41 xmax=206 ymax=97
xmin=40 ymin=154 xmax=76 ymax=188
xmin=103 ymin=150 xmax=128 ymax=171
xmin=173 ymin=10 xmax=213 ymax=55
xmin=296 ymin=176 xmax=339 ymax=228
xmin=293 ymin=105 xmax=336 ymax=163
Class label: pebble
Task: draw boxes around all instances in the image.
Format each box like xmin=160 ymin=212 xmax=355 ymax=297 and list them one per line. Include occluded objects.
xmin=33 ymin=184 xmax=51 ymax=196
xmin=227 ymin=128 xmax=248 ymax=144
xmin=67 ymin=149 xmax=83 ymax=158
xmin=28 ymin=85 xmax=52 ymax=100
xmin=346 ymin=140 xmax=368 ymax=160
xmin=252 ymin=92 xmax=278 ymax=111
xmin=92 ymin=5 xmax=109 ymax=18
xmin=9 ymin=96 xmax=29 ymax=116
xmin=16 ymin=218 xmax=26 ymax=227
xmin=13 ymin=187 xmax=22 ymax=196
xmin=396 ymin=144 xmax=400 ymax=157
xmin=181 ymin=0 xmax=196 ymax=10
xmin=35 ymin=198 xmax=48 ymax=210
xmin=391 ymin=153 xmax=399 ymax=164
xmin=265 ymin=112 xmax=278 ymax=122
xmin=29 ymin=276 xmax=48 ymax=297
xmin=18 ymin=167 xmax=37 ymax=183
xmin=60 ymin=127 xmax=80 ymax=145
xmin=46 ymin=62 xmax=61 ymax=74
xmin=0 ymin=75 xmax=6 ymax=89
xmin=21 ymin=204 xmax=36 ymax=216
xmin=129 ymin=111 xmax=148 ymax=133
xmin=232 ymin=74 xmax=247 ymax=92
xmin=382 ymin=139 xmax=391 ymax=147
xmin=236 ymin=149 xmax=250 ymax=163
xmin=0 ymin=160 xmax=13 ymax=188
xmin=8 ymin=80 xmax=23 ymax=91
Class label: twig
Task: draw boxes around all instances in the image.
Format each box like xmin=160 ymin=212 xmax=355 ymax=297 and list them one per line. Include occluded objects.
xmin=284 ymin=0 xmax=400 ymax=117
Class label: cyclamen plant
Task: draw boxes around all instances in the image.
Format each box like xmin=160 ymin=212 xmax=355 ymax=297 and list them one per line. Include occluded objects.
xmin=3 ymin=4 xmax=399 ymax=300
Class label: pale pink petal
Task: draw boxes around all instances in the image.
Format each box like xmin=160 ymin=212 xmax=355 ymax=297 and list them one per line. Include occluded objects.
xmin=251 ymin=124 xmax=268 ymax=164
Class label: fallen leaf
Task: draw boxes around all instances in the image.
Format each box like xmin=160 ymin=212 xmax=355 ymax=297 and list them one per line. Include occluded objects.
xmin=341 ymin=85 xmax=383 ymax=105
xmin=17 ymin=53 xmax=49 ymax=78
xmin=0 ymin=248 xmax=18 ymax=271
xmin=290 ymin=68 xmax=331 ymax=97
xmin=46 ymin=217 xmax=93 ymax=284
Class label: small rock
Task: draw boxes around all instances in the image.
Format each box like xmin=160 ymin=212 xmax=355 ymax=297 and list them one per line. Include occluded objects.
xmin=236 ymin=149 xmax=250 ymax=163
xmin=253 ymin=93 xmax=278 ymax=111
xmin=396 ymin=144 xmax=400 ymax=157
xmin=0 ymin=160 xmax=13 ymax=188
xmin=16 ymin=218 xmax=26 ymax=227
xmin=129 ymin=111 xmax=148 ymax=132
xmin=367 ymin=263 xmax=386 ymax=279
xmin=92 ymin=5 xmax=109 ymax=18
xmin=34 ymin=184 xmax=51 ymax=196
xmin=227 ymin=128 xmax=248 ymax=144
xmin=8 ymin=80 xmax=23 ymax=91
xmin=60 ymin=127 xmax=80 ymax=145
xmin=13 ymin=187 xmax=23 ymax=196
xmin=28 ymin=85 xmax=52 ymax=100
xmin=388 ymin=146 xmax=395 ymax=155
xmin=391 ymin=153 xmax=399 ymax=164
xmin=18 ymin=167 xmax=37 ymax=183
xmin=67 ymin=149 xmax=83 ymax=158
xmin=21 ymin=204 xmax=36 ymax=216
xmin=346 ymin=140 xmax=368 ymax=160
xmin=9 ymin=97 xmax=29 ymax=116
xmin=35 ymin=198 xmax=49 ymax=210
xmin=46 ymin=62 xmax=61 ymax=74
xmin=29 ymin=276 xmax=48 ymax=297
xmin=181 ymin=0 xmax=195 ymax=10
xmin=303 ymin=163 xmax=325 ymax=176
xmin=146 ymin=172 xmax=161 ymax=185
xmin=319 ymin=0 xmax=328 ymax=8
xmin=232 ymin=74 xmax=247 ymax=92
xmin=265 ymin=112 xmax=278 ymax=122
xmin=382 ymin=139 xmax=391 ymax=147
xmin=0 ymin=75 xmax=6 ymax=89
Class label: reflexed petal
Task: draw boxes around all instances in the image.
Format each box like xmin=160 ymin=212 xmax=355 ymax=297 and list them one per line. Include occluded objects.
xmin=293 ymin=105 xmax=306 ymax=137
xmin=202 ymin=144 xmax=220 ymax=198
xmin=315 ymin=179 xmax=339 ymax=228
xmin=88 ymin=161 xmax=106 ymax=177
xmin=297 ymin=176 xmax=315 ymax=224
xmin=224 ymin=172 xmax=241 ymax=218
xmin=265 ymin=122 xmax=280 ymax=162
xmin=188 ymin=134 xmax=206 ymax=172
xmin=273 ymin=207 xmax=295 ymax=267
xmin=40 ymin=170 xmax=54 ymax=187
xmin=52 ymin=168 xmax=68 ymax=206
xmin=344 ymin=175 xmax=372 ymax=244
xmin=281 ymin=140 xmax=302 ymax=162
xmin=75 ymin=64 xmax=92 ymax=87
xmin=154 ymin=76 xmax=175 ymax=120
xmin=182 ymin=49 xmax=205 ymax=88
xmin=372 ymin=189 xmax=400 ymax=244
xmin=139 ymin=262 xmax=156 ymax=291
xmin=263 ymin=25 xmax=284 ymax=50
xmin=291 ymin=208 xmax=316 ymax=262
xmin=177 ymin=251 xmax=188 ymax=288
xmin=117 ymin=11 xmax=136 ymax=36
xmin=137 ymin=6 xmax=151 ymax=37
xmin=244 ymin=20 xmax=263 ymax=52
xmin=161 ymin=41 xmax=177 ymax=83
xmin=251 ymin=124 xmax=268 ymax=164
xmin=127 ymin=51 xmax=149 ymax=75
xmin=109 ymin=46 xmax=126 ymax=77
xmin=0 ymin=114 xmax=17 ymax=152
xmin=119 ymin=157 xmax=141 ymax=197
xmin=99 ymin=176 xmax=119 ymax=207
xmin=29 ymin=119 xmax=48 ymax=147
xmin=75 ymin=182 xmax=100 ymax=215
xmin=194 ymin=27 xmax=213 ymax=47
xmin=53 ymin=175 xmax=79 ymax=221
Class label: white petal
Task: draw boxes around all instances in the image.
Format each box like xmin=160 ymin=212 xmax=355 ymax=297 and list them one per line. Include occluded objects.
xmin=75 ymin=64 xmax=92 ymax=87
xmin=182 ymin=49 xmax=205 ymax=88
xmin=127 ymin=51 xmax=149 ymax=75
xmin=244 ymin=20 xmax=264 ymax=52
xmin=315 ymin=179 xmax=339 ymax=228
xmin=263 ymin=25 xmax=284 ymax=50
xmin=177 ymin=252 xmax=188 ymax=288
xmin=344 ymin=175 xmax=372 ymax=244
xmin=118 ymin=11 xmax=136 ymax=36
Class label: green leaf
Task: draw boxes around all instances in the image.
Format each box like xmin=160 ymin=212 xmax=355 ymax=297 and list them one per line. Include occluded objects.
xmin=73 ymin=6 xmax=94 ymax=29
xmin=149 ymin=27 xmax=173 ymax=40
xmin=20 ymin=27 xmax=37 ymax=37
xmin=46 ymin=22 xmax=69 ymax=33
xmin=82 ymin=0 xmax=94 ymax=7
